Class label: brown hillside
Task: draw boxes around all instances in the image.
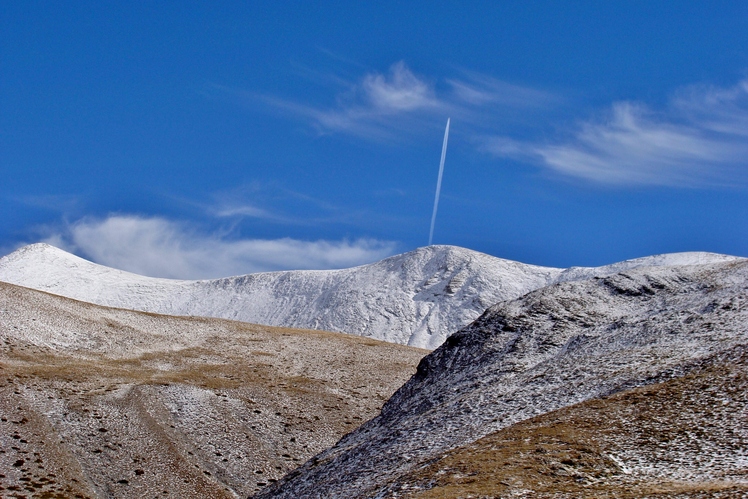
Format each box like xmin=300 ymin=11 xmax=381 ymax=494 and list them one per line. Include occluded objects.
xmin=0 ymin=281 xmax=427 ymax=498
xmin=395 ymin=349 xmax=748 ymax=498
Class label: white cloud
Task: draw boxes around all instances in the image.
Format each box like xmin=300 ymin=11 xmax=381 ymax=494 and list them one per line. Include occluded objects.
xmin=487 ymin=79 xmax=748 ymax=187
xmin=45 ymin=215 xmax=397 ymax=279
xmin=249 ymin=62 xmax=554 ymax=140
xmin=447 ymin=71 xmax=556 ymax=108
xmin=213 ymin=204 xmax=275 ymax=219
xmin=306 ymin=62 xmax=443 ymax=139
xmin=361 ymin=61 xmax=437 ymax=112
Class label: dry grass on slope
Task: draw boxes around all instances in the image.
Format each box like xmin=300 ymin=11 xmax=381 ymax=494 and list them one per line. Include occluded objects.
xmin=0 ymin=282 xmax=427 ymax=498
xmin=396 ymin=349 xmax=748 ymax=499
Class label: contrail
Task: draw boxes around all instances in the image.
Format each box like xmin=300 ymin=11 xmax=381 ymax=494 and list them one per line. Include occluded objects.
xmin=429 ymin=118 xmax=450 ymax=246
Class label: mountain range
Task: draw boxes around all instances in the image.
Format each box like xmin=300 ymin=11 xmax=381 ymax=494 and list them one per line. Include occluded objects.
xmin=0 ymin=243 xmax=739 ymax=349
xmin=0 ymin=243 xmax=746 ymax=497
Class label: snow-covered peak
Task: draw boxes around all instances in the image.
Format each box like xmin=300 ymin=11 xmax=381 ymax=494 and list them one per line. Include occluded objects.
xmin=0 ymin=243 xmax=743 ymax=349
xmin=0 ymin=242 xmax=191 ymax=285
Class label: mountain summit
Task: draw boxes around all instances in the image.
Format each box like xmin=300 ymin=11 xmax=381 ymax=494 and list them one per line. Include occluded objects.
xmin=0 ymin=243 xmax=740 ymax=348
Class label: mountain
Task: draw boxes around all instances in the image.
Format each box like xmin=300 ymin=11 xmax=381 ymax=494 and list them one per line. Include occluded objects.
xmin=0 ymin=281 xmax=426 ymax=498
xmin=0 ymin=243 xmax=559 ymax=349
xmin=0 ymin=243 xmax=740 ymax=349
xmin=3 ymin=246 xmax=746 ymax=497
xmin=256 ymin=259 xmax=748 ymax=498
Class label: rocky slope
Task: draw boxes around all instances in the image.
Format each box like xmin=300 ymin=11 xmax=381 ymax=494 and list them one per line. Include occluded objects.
xmin=256 ymin=259 xmax=748 ymax=498
xmin=0 ymin=281 xmax=426 ymax=498
xmin=0 ymin=243 xmax=739 ymax=349
xmin=394 ymin=349 xmax=748 ymax=498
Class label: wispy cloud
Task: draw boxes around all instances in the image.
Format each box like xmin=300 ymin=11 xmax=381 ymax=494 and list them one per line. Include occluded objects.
xmin=446 ymin=70 xmax=556 ymax=109
xmin=486 ymin=79 xmax=748 ymax=187
xmin=233 ymin=61 xmax=555 ymax=141
xmin=213 ymin=204 xmax=275 ymax=219
xmin=201 ymin=183 xmax=374 ymax=227
xmin=223 ymin=60 xmax=748 ymax=188
xmin=43 ymin=215 xmax=397 ymax=279
xmin=12 ymin=194 xmax=82 ymax=213
xmin=252 ymin=62 xmax=442 ymax=141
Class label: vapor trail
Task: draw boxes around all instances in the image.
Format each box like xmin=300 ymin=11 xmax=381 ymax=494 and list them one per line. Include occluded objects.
xmin=429 ymin=118 xmax=450 ymax=246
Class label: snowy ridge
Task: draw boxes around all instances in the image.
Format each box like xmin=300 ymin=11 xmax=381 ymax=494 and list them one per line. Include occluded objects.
xmin=0 ymin=243 xmax=742 ymax=348
xmin=555 ymin=251 xmax=740 ymax=282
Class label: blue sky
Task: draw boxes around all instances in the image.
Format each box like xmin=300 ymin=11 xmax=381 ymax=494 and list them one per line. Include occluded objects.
xmin=2 ymin=2 xmax=748 ymax=278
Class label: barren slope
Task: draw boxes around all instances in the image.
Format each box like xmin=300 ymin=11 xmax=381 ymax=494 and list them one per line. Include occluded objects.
xmin=257 ymin=260 xmax=748 ymax=498
xmin=395 ymin=348 xmax=748 ymax=498
xmin=0 ymin=282 xmax=427 ymax=498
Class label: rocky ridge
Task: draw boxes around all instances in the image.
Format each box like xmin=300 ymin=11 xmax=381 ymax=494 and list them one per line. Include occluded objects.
xmin=255 ymin=259 xmax=748 ymax=498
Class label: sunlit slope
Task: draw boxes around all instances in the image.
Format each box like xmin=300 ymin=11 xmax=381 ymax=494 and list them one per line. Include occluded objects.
xmin=0 ymin=281 xmax=426 ymax=498
xmin=0 ymin=244 xmax=562 ymax=348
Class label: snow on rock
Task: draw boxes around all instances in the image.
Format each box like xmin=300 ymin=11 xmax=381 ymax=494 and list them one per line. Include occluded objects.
xmin=0 ymin=243 xmax=742 ymax=349
xmin=555 ymin=251 xmax=740 ymax=282
xmin=255 ymin=259 xmax=748 ymax=498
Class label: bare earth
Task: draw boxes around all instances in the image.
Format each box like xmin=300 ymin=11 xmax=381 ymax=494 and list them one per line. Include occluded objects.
xmin=0 ymin=281 xmax=427 ymax=498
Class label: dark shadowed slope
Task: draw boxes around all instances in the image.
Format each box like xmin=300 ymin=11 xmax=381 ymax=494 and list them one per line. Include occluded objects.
xmin=256 ymin=260 xmax=748 ymax=498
